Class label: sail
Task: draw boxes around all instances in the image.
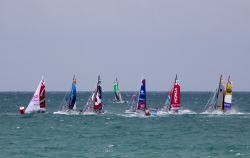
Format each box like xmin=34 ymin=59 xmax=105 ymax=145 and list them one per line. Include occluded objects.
xmin=68 ymin=76 xmax=77 ymax=110
xmin=83 ymin=90 xmax=95 ymax=112
xmin=25 ymin=78 xmax=45 ymax=113
xmin=127 ymin=94 xmax=137 ymax=112
xmin=223 ymin=77 xmax=232 ymax=111
xmin=113 ymin=78 xmax=124 ymax=102
xmin=93 ymin=75 xmax=103 ymax=113
xmin=39 ymin=79 xmax=46 ymax=111
xmin=163 ymin=88 xmax=172 ymax=111
xmin=171 ymin=76 xmax=181 ymax=110
xmin=137 ymin=78 xmax=146 ymax=110
xmin=59 ymin=76 xmax=77 ymax=111
xmin=215 ymin=75 xmax=225 ymax=110
xmin=206 ymin=88 xmax=218 ymax=112
xmin=113 ymin=79 xmax=120 ymax=101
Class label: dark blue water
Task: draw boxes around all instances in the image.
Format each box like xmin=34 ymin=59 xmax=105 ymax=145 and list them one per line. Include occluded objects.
xmin=0 ymin=92 xmax=250 ymax=158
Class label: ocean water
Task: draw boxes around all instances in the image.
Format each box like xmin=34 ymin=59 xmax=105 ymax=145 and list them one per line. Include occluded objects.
xmin=0 ymin=92 xmax=250 ymax=158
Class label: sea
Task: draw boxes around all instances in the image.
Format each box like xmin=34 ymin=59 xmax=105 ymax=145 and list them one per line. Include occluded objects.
xmin=0 ymin=92 xmax=250 ymax=158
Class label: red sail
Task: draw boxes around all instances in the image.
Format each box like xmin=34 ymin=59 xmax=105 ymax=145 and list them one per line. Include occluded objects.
xmin=39 ymin=80 xmax=46 ymax=109
xmin=93 ymin=91 xmax=102 ymax=113
xmin=171 ymin=83 xmax=180 ymax=110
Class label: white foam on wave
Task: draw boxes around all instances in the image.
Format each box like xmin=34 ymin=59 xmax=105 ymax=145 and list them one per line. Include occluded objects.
xmin=157 ymin=109 xmax=197 ymax=116
xmin=81 ymin=111 xmax=97 ymax=115
xmin=201 ymin=108 xmax=246 ymax=115
xmin=119 ymin=108 xmax=197 ymax=118
xmin=118 ymin=112 xmax=151 ymax=118
xmin=53 ymin=110 xmax=80 ymax=115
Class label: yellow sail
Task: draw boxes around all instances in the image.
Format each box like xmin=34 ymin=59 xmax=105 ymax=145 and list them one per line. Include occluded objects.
xmin=223 ymin=77 xmax=232 ymax=111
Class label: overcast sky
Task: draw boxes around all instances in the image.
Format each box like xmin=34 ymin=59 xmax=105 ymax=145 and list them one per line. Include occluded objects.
xmin=0 ymin=0 xmax=249 ymax=91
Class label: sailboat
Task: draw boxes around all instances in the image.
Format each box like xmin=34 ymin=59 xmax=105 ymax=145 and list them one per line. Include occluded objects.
xmin=83 ymin=75 xmax=104 ymax=114
xmin=19 ymin=77 xmax=46 ymax=114
xmin=161 ymin=74 xmax=181 ymax=113
xmin=53 ymin=75 xmax=78 ymax=115
xmin=205 ymin=75 xmax=232 ymax=113
xmin=125 ymin=78 xmax=150 ymax=116
xmin=113 ymin=78 xmax=127 ymax=103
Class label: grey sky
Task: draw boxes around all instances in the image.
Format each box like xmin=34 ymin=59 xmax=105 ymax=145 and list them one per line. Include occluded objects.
xmin=0 ymin=0 xmax=249 ymax=91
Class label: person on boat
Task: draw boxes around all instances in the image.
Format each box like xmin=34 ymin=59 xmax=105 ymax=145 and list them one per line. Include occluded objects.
xmin=145 ymin=109 xmax=151 ymax=116
xmin=19 ymin=106 xmax=25 ymax=114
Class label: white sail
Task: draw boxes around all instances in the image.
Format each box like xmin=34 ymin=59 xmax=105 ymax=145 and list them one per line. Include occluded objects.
xmin=25 ymin=79 xmax=44 ymax=113
xmin=73 ymin=103 xmax=77 ymax=110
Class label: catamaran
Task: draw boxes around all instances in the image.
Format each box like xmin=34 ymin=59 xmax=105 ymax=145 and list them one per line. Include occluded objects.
xmin=125 ymin=78 xmax=150 ymax=116
xmin=53 ymin=75 xmax=78 ymax=115
xmin=83 ymin=75 xmax=104 ymax=114
xmin=161 ymin=74 xmax=181 ymax=113
xmin=113 ymin=78 xmax=127 ymax=103
xmin=205 ymin=75 xmax=232 ymax=113
xmin=19 ymin=77 xmax=46 ymax=114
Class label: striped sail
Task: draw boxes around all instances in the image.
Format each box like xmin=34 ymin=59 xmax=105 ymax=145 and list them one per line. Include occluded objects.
xmin=223 ymin=77 xmax=232 ymax=111
xmin=137 ymin=78 xmax=146 ymax=111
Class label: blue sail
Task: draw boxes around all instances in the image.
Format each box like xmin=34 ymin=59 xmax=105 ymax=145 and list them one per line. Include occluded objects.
xmin=137 ymin=78 xmax=146 ymax=110
xmin=69 ymin=77 xmax=76 ymax=110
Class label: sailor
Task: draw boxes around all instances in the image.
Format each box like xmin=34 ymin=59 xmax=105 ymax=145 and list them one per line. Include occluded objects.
xmin=19 ymin=106 xmax=25 ymax=114
xmin=145 ymin=109 xmax=151 ymax=116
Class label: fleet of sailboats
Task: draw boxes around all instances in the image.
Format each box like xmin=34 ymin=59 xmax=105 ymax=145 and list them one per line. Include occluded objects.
xmin=18 ymin=75 xmax=235 ymax=115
